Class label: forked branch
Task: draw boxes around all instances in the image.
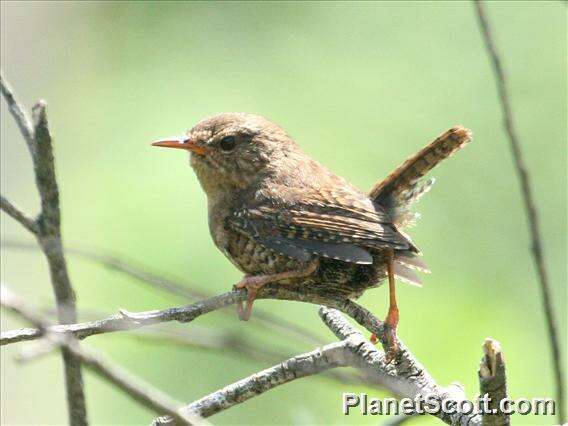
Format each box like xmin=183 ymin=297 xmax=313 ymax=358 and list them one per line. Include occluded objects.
xmin=1 ymin=75 xmax=87 ymax=425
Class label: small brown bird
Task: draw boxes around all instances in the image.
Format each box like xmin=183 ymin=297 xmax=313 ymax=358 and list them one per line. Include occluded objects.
xmin=152 ymin=113 xmax=472 ymax=351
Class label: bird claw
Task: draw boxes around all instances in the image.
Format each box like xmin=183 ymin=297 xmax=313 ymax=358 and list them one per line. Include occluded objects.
xmin=234 ymin=276 xmax=266 ymax=321
xmin=369 ymin=329 xmax=399 ymax=364
xmin=236 ymin=295 xmax=256 ymax=321
xmin=369 ymin=333 xmax=379 ymax=344
xmin=233 ymin=263 xmax=318 ymax=321
xmin=370 ymin=301 xmax=400 ymax=363
xmin=235 ymin=275 xmax=266 ymax=290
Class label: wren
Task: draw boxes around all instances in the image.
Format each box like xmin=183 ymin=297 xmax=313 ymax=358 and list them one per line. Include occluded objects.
xmin=152 ymin=113 xmax=472 ymax=354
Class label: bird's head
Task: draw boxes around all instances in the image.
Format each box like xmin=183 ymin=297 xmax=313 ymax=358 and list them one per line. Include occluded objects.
xmin=152 ymin=112 xmax=298 ymax=198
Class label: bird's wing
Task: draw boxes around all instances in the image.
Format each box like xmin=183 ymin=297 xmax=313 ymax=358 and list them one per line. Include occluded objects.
xmin=228 ymin=186 xmax=413 ymax=265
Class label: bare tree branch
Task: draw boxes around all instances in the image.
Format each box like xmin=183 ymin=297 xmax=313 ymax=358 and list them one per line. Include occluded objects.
xmin=473 ymin=3 xmax=565 ymax=422
xmin=1 ymin=76 xmax=88 ymax=425
xmin=0 ymin=284 xmax=208 ymax=426
xmin=478 ymin=338 xmax=509 ymax=426
xmin=1 ymin=291 xmax=238 ymax=344
xmin=1 ymin=326 xmax=42 ymax=345
xmin=0 ymin=74 xmax=35 ymax=156
xmin=0 ymin=196 xmax=38 ymax=234
xmin=1 ymin=288 xmax=349 ymax=345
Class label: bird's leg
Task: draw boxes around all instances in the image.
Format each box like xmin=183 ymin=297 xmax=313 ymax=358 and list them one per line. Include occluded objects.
xmin=384 ymin=254 xmax=400 ymax=361
xmin=371 ymin=250 xmax=400 ymax=362
xmin=235 ymin=261 xmax=318 ymax=321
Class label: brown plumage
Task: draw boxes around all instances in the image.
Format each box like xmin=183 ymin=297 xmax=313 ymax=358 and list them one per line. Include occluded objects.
xmin=152 ymin=113 xmax=472 ymax=353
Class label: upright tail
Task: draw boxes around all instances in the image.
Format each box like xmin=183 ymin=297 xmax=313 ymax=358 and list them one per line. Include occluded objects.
xmin=369 ymin=125 xmax=473 ymax=228
xmin=369 ymin=126 xmax=471 ymax=207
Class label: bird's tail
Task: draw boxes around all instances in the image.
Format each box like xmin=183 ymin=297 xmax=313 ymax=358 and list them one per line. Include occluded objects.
xmin=369 ymin=125 xmax=473 ymax=228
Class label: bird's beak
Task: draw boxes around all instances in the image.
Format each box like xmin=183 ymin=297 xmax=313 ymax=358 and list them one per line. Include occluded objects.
xmin=151 ymin=135 xmax=208 ymax=155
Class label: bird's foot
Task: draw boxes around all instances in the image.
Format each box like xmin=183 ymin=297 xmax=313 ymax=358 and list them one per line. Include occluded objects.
xmin=369 ymin=306 xmax=400 ymax=363
xmin=234 ymin=275 xmax=269 ymax=321
xmin=233 ymin=262 xmax=319 ymax=322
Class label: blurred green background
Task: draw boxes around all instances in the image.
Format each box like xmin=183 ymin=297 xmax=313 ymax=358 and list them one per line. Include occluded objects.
xmin=1 ymin=1 xmax=566 ymax=425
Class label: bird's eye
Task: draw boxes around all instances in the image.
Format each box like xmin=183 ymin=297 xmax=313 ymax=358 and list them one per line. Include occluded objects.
xmin=219 ymin=136 xmax=236 ymax=151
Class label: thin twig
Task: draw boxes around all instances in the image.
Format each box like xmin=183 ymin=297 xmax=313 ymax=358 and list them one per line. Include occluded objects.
xmin=33 ymin=101 xmax=88 ymax=426
xmin=1 ymin=285 xmax=208 ymax=425
xmin=473 ymin=3 xmax=565 ymax=422
xmin=0 ymin=196 xmax=38 ymax=234
xmin=1 ymin=291 xmax=239 ymax=344
xmin=0 ymin=288 xmax=364 ymax=345
xmin=1 ymin=76 xmax=88 ymax=425
xmin=0 ymin=74 xmax=35 ymax=156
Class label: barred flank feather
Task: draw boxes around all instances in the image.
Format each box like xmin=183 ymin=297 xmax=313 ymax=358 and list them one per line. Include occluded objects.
xmin=395 ymin=252 xmax=431 ymax=273
xmin=393 ymin=262 xmax=422 ymax=287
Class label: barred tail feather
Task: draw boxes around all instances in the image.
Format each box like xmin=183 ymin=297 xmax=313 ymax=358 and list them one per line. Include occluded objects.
xmin=370 ymin=125 xmax=473 ymax=205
